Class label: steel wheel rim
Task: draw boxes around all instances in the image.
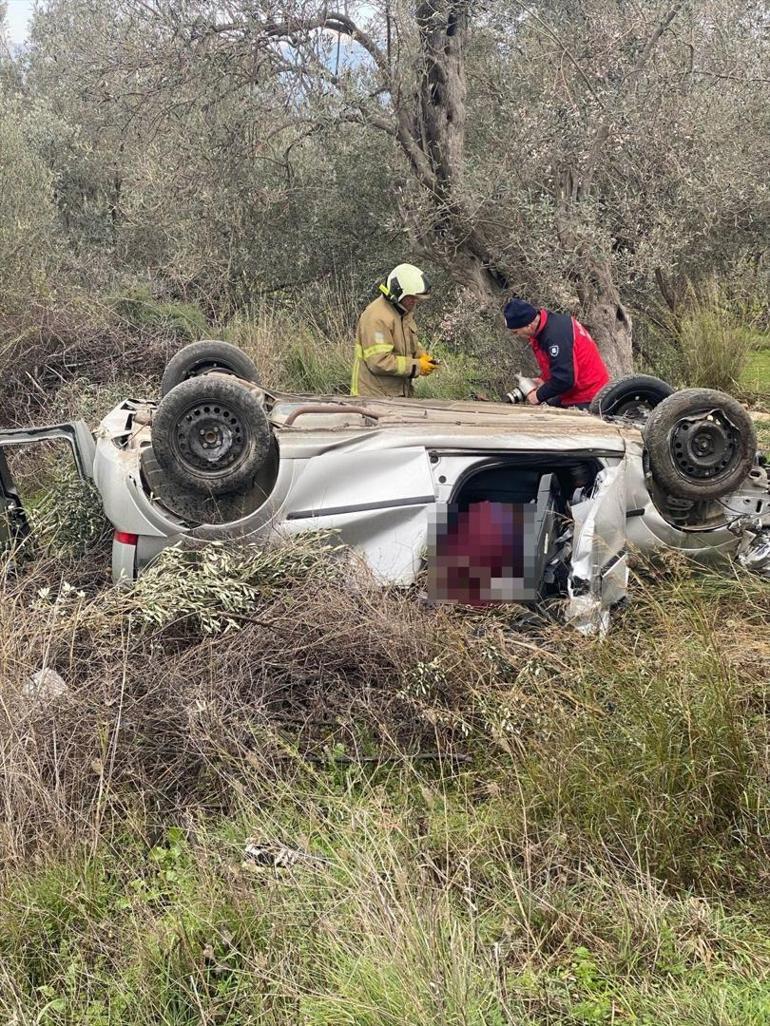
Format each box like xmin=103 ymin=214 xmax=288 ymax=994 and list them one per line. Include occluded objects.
xmin=613 ymin=394 xmax=656 ymax=420
xmin=173 ymin=400 xmax=246 ymax=477
xmin=670 ymin=410 xmax=737 ymax=481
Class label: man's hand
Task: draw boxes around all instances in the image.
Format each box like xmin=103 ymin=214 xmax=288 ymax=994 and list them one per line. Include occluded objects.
xmin=417 ymin=353 xmax=440 ymax=376
xmin=526 ymin=389 xmax=540 ymax=405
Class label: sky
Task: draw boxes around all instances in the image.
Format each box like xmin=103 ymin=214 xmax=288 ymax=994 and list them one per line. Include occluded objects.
xmin=5 ymin=0 xmax=34 ymax=47
xmin=2 ymin=2 xmax=380 ymax=53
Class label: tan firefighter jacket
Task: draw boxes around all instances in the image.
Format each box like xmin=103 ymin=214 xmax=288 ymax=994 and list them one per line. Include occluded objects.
xmin=350 ymin=295 xmax=424 ymax=398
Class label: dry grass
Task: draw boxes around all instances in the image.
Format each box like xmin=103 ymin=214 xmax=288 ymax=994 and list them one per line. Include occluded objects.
xmin=0 ymin=540 xmax=524 ymax=860
xmin=0 ymin=541 xmax=769 ymax=1023
xmin=224 ymin=300 xmax=353 ymax=395
xmin=0 ymin=285 xmax=486 ymax=439
xmin=0 ymin=297 xmax=174 ymax=427
xmin=223 ymin=289 xmax=483 ymax=399
xmin=2 ymin=281 xmax=770 ymax=1023
xmin=1 ymin=543 xmax=768 ymax=879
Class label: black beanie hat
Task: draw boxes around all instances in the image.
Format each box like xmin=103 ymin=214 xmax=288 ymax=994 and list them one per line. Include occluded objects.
xmin=504 ymin=297 xmax=538 ymax=329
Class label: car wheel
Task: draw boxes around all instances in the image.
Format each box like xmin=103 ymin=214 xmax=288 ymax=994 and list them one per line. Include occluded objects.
xmin=152 ymin=375 xmax=272 ymax=495
xmin=644 ymin=388 xmax=756 ymax=501
xmin=589 ymin=374 xmax=675 ymax=421
xmin=160 ymin=340 xmax=260 ymax=397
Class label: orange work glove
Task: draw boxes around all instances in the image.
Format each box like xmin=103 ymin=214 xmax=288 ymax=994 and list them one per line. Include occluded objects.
xmin=417 ymin=353 xmax=439 ymax=376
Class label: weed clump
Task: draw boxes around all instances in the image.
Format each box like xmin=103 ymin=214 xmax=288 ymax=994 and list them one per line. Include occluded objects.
xmin=112 ymin=283 xmax=209 ymax=341
xmin=644 ymin=279 xmax=764 ymax=393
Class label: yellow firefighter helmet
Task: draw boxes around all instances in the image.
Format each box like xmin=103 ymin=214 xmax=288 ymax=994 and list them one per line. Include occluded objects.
xmin=379 ymin=263 xmax=432 ymax=307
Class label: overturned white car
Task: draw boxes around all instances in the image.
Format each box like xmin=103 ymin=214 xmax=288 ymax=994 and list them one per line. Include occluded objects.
xmin=2 ymin=341 xmax=769 ymax=628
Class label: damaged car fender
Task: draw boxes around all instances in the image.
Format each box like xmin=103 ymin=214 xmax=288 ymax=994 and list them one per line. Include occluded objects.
xmin=566 ymin=463 xmax=629 ymax=634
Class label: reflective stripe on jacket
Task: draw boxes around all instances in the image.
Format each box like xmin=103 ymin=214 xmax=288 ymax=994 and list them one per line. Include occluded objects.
xmin=530 ymin=309 xmax=610 ymax=407
xmin=350 ymin=295 xmax=422 ymax=397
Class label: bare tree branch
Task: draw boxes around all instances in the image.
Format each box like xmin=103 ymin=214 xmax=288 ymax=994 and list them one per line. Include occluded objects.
xmin=625 ymin=0 xmax=690 ymax=86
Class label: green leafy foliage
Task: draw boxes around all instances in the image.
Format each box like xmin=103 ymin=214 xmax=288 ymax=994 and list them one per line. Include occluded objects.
xmin=0 ymin=93 xmax=58 ymax=312
xmin=28 ymin=460 xmax=109 ymax=558
xmin=128 ymin=536 xmax=343 ymax=633
xmin=111 ymin=285 xmax=209 ymax=341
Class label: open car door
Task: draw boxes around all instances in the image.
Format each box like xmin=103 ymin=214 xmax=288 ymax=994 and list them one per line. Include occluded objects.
xmin=566 ymin=463 xmax=629 ymax=634
xmin=0 ymin=446 xmax=31 ymax=550
xmin=0 ymin=422 xmax=95 ymax=554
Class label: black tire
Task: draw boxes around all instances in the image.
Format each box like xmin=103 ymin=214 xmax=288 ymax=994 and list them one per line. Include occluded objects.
xmin=152 ymin=375 xmax=272 ymax=495
xmin=160 ymin=340 xmax=260 ymax=397
xmin=140 ymin=445 xmax=264 ymax=524
xmin=590 ymin=374 xmax=675 ymax=421
xmin=644 ymin=388 xmax=756 ymax=501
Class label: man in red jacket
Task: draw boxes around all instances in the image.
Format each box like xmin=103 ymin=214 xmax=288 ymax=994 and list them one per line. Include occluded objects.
xmin=504 ymin=297 xmax=609 ymax=408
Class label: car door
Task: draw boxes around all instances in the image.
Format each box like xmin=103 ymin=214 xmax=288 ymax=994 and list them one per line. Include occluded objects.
xmin=281 ymin=446 xmax=437 ymax=584
xmin=0 ymin=422 xmax=95 ymax=555
xmin=566 ymin=461 xmax=628 ymax=633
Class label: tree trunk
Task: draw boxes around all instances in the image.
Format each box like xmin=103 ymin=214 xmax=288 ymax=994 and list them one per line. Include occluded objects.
xmin=410 ymin=4 xmax=511 ymax=304
xmin=556 ymin=176 xmax=633 ymax=376
xmin=406 ymin=6 xmax=637 ymax=376
xmin=414 ymin=1 xmax=468 ymax=192
xmin=446 ymin=247 xmax=506 ymax=302
xmin=577 ymin=258 xmax=634 ymax=378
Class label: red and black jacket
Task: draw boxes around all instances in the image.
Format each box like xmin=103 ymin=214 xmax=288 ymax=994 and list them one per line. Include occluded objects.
xmin=530 ymin=309 xmax=609 ymax=407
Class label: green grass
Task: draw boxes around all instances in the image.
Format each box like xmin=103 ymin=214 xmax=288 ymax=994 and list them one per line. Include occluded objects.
xmin=3 ymin=774 xmax=770 ymax=1025
xmin=743 ymin=343 xmax=770 ymax=396
xmin=741 ymin=333 xmax=770 ymax=450
xmin=1 ymin=555 xmax=770 ymax=1023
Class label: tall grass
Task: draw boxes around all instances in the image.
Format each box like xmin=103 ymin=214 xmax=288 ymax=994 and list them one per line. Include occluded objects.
xmin=648 ymin=281 xmax=762 ymax=392
xmin=224 ymin=292 xmax=354 ymax=394
xmin=2 ymin=765 xmax=770 ymax=1023
xmin=224 ymin=288 xmax=482 ymax=398
xmin=1 ymin=543 xmax=770 ymax=1022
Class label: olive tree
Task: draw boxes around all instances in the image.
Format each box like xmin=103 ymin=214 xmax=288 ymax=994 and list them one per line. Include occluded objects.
xmin=21 ymin=0 xmax=770 ymax=372
xmin=0 ymin=92 xmax=59 ymax=312
xmin=24 ymin=0 xmax=408 ymax=309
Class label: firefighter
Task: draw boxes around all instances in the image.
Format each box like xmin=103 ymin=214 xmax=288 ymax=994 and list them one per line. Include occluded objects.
xmin=350 ymin=264 xmax=439 ymax=398
xmin=504 ymin=297 xmax=610 ymax=409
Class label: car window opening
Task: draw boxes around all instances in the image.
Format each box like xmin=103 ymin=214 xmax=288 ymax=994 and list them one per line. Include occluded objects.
xmin=430 ymin=458 xmax=599 ymax=606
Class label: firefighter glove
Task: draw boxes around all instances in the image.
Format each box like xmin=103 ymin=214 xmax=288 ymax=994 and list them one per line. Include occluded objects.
xmin=417 ymin=353 xmax=439 ymax=376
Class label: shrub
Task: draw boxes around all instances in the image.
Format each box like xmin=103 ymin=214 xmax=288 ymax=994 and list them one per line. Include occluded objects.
xmin=127 ymin=537 xmax=344 ymax=634
xmin=0 ymin=96 xmax=59 ymax=314
xmin=0 ymin=297 xmax=173 ymax=426
xmin=28 ymin=460 xmax=110 ymax=558
xmin=112 ymin=284 xmax=209 ymax=341
xmin=647 ymin=281 xmax=761 ymax=391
